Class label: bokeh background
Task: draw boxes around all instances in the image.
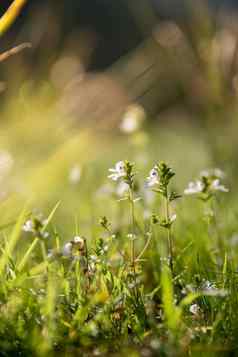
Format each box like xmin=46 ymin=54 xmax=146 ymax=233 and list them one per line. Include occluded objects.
xmin=0 ymin=0 xmax=237 ymax=237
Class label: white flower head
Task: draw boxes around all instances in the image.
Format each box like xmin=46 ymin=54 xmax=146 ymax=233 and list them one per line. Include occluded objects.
xmin=184 ymin=180 xmax=204 ymax=195
xmin=22 ymin=220 xmax=34 ymax=233
xmin=119 ymin=104 xmax=145 ymax=134
xmin=69 ymin=165 xmax=81 ymax=184
xmin=170 ymin=214 xmax=177 ymax=223
xmin=200 ymin=168 xmax=225 ymax=179
xmin=189 ymin=304 xmax=200 ymax=315
xmin=147 ymin=166 xmax=159 ymax=187
xmin=108 ymin=161 xmax=126 ymax=181
xmin=62 ymin=242 xmax=73 ymax=256
xmin=214 ymin=168 xmax=225 ymax=179
xmin=210 ymin=179 xmax=229 ymax=193
xmin=127 ymin=233 xmax=137 ymax=241
xmin=73 ymin=236 xmax=85 ymax=249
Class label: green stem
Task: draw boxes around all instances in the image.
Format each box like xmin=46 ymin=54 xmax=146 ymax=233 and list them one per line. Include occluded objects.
xmin=210 ymin=197 xmax=224 ymax=255
xmin=129 ymin=187 xmax=137 ymax=297
xmin=136 ymin=231 xmax=152 ymax=262
xmin=165 ymin=192 xmax=174 ymax=275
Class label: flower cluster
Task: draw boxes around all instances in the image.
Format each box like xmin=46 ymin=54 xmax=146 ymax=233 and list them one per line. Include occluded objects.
xmin=184 ymin=168 xmax=228 ymax=200
xmin=22 ymin=215 xmax=49 ymax=239
xmin=62 ymin=236 xmax=85 ymax=257
xmin=108 ymin=161 xmax=127 ymax=182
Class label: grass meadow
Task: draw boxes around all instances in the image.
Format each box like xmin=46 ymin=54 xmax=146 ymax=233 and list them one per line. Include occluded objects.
xmin=0 ymin=90 xmax=237 ymax=356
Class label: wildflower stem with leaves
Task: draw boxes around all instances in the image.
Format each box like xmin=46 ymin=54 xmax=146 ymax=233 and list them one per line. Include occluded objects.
xmin=147 ymin=162 xmax=180 ymax=275
xmin=184 ymin=168 xmax=228 ymax=255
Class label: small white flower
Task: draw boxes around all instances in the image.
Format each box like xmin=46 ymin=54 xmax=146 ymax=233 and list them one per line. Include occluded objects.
xmin=150 ymin=339 xmax=160 ymax=350
xmin=73 ymin=236 xmax=83 ymax=244
xmin=69 ymin=165 xmax=81 ymax=184
xmin=22 ymin=220 xmax=34 ymax=232
xmin=202 ymin=280 xmax=216 ymax=291
xmin=184 ymin=180 xmax=204 ymax=195
xmin=90 ymin=255 xmax=99 ymax=262
xmin=120 ymin=116 xmax=140 ymax=134
xmin=210 ymin=179 xmax=228 ymax=192
xmin=62 ymin=242 xmax=73 ymax=256
xmin=170 ymin=214 xmax=177 ymax=223
xmin=108 ymin=161 xmax=126 ymax=181
xmin=200 ymin=168 xmax=225 ymax=179
xmin=42 ymin=231 xmax=49 ymax=239
xmin=73 ymin=236 xmax=85 ymax=250
xmin=127 ymin=233 xmax=137 ymax=240
xmin=214 ymin=168 xmax=225 ymax=179
xmin=189 ymin=304 xmax=200 ymax=315
xmin=147 ymin=167 xmax=159 ymax=187
xmin=119 ymin=104 xmax=145 ymax=134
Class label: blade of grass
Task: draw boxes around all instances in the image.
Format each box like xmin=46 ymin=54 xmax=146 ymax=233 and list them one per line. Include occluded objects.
xmin=0 ymin=206 xmax=28 ymax=276
xmin=17 ymin=237 xmax=39 ymax=272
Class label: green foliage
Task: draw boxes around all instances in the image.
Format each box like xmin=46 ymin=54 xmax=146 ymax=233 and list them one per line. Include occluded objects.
xmin=0 ymin=154 xmax=234 ymax=357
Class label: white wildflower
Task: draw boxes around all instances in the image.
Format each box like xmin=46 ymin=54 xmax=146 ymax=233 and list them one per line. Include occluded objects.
xmin=184 ymin=180 xmax=204 ymax=195
xmin=170 ymin=214 xmax=177 ymax=222
xmin=202 ymin=280 xmax=228 ymax=296
xmin=108 ymin=161 xmax=126 ymax=181
xmin=42 ymin=231 xmax=49 ymax=239
xmin=120 ymin=116 xmax=140 ymax=134
xmin=73 ymin=235 xmax=84 ymax=247
xmin=202 ymin=280 xmax=216 ymax=290
xmin=210 ymin=179 xmax=228 ymax=192
xmin=119 ymin=104 xmax=145 ymax=134
xmin=200 ymin=168 xmax=225 ymax=179
xmin=127 ymin=233 xmax=137 ymax=240
xmin=189 ymin=304 xmax=200 ymax=315
xmin=22 ymin=220 xmax=34 ymax=233
xmin=69 ymin=165 xmax=81 ymax=184
xmin=62 ymin=242 xmax=73 ymax=256
xmin=147 ymin=167 xmax=159 ymax=187
xmin=214 ymin=168 xmax=225 ymax=178
xmin=150 ymin=338 xmax=160 ymax=350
